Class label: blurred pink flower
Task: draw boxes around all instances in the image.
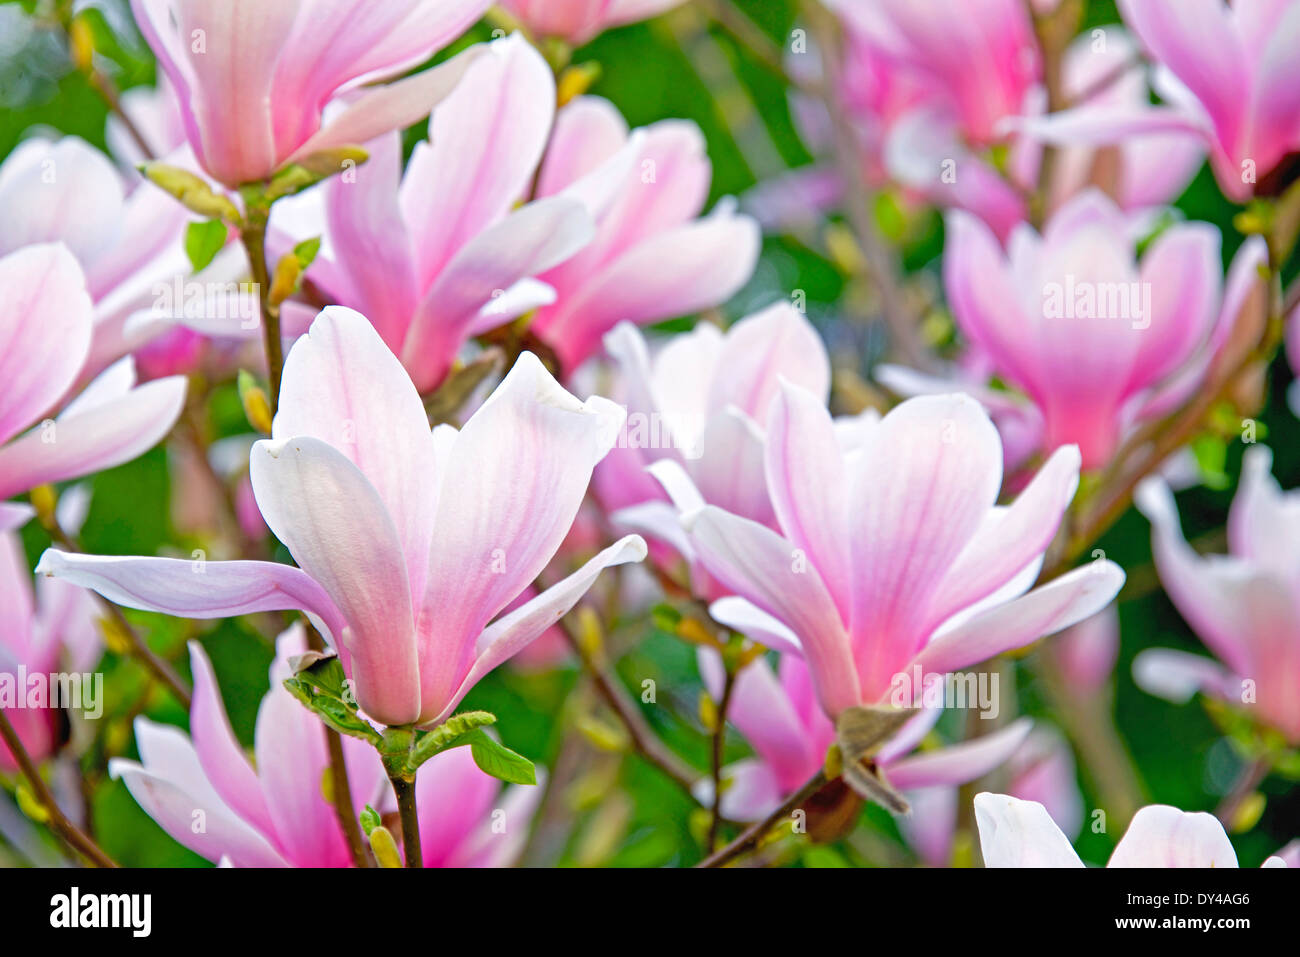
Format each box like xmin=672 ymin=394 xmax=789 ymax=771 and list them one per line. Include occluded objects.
xmin=0 ymin=136 xmax=191 ymax=372
xmin=131 ymin=0 xmax=490 ymax=186
xmin=110 ymin=627 xmax=539 ymax=866
xmin=292 ymin=35 xmax=596 ymax=393
xmin=1052 ymin=607 xmax=1120 ymax=694
xmin=945 ymin=190 xmax=1265 ymax=469
xmin=0 ymin=244 xmax=187 ymax=503
xmin=598 ymin=303 xmax=829 ymax=594
xmin=976 ymin=792 xmax=1287 ymax=866
xmin=1008 ymin=26 xmax=1204 ymax=214
xmin=1006 ymin=726 xmax=1084 ymax=841
xmin=1117 ymin=0 xmax=1300 ymax=202
xmin=501 ymin=0 xmax=685 ymax=45
xmin=683 ymin=389 xmax=1124 ymax=719
xmin=39 ymin=307 xmax=645 ymax=728
xmin=697 ymin=648 xmax=1032 ymax=836
xmin=529 ymin=96 xmax=761 ymax=371
xmin=0 ymin=527 xmax=101 ymax=772
xmin=830 ymin=0 xmax=1040 ymax=146
xmin=1133 ymin=447 xmax=1300 ymax=745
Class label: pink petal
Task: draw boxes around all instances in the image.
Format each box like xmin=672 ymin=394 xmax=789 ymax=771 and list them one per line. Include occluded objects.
xmin=1108 ymin=805 xmax=1238 ymax=867
xmin=34 ymin=549 xmax=346 ymax=641
xmin=0 ymin=245 xmax=92 ymax=447
xmin=974 ymin=792 xmax=1083 ymax=867
xmin=416 ymin=354 xmax=627 ymax=722
xmin=912 ymin=561 xmax=1125 ymax=678
xmin=886 ymin=718 xmax=1032 ymax=789
xmin=250 ymin=436 xmax=420 ymax=727
xmin=274 ymin=307 xmax=437 ymax=592
xmin=685 ymin=505 xmax=860 ymax=717
xmin=429 ymin=535 xmax=646 ymax=725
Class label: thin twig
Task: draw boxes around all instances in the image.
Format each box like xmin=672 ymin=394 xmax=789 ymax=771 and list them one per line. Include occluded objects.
xmin=558 ymin=618 xmax=700 ymax=796
xmin=707 ymin=668 xmax=738 ymax=852
xmin=697 ymin=770 xmax=826 ymax=868
xmin=303 ymin=623 xmax=370 ymax=868
xmin=239 ymin=207 xmax=284 ymax=414
xmin=389 ymin=775 xmax=422 ymax=868
xmin=0 ymin=709 xmax=117 ymax=868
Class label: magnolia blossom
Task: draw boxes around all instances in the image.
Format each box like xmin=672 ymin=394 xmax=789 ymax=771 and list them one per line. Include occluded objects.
xmin=1116 ymin=0 xmax=1300 ymax=202
xmin=288 ymin=35 xmax=596 ymax=393
xmin=0 ymin=525 xmax=100 ymax=772
xmin=39 ymin=307 xmax=646 ymax=728
xmin=678 ymin=388 xmax=1124 ymax=719
xmin=945 ymin=190 xmax=1267 ymax=468
xmin=501 ymin=0 xmax=686 ymax=45
xmin=829 ymin=0 xmax=1040 ymax=145
xmin=1007 ymin=26 xmax=1204 ymax=216
xmin=111 ymin=628 xmax=539 ymax=867
xmin=0 ymin=244 xmax=187 ymax=504
xmin=1133 ymin=447 xmax=1300 ymax=745
xmin=0 ymin=136 xmax=191 ymax=372
xmin=697 ymin=648 xmax=1031 ymax=832
xmin=975 ymin=792 xmax=1287 ymax=867
xmin=529 ymin=96 xmax=761 ymax=371
xmin=598 ymin=303 xmax=829 ymax=591
xmin=131 ymin=0 xmax=491 ymax=186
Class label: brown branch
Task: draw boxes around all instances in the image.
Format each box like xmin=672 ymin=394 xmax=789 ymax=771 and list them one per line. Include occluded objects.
xmin=558 ymin=618 xmax=701 ymax=796
xmin=697 ymin=770 xmax=826 ymax=868
xmin=0 ymin=709 xmax=117 ymax=868
xmin=707 ymin=668 xmax=738 ymax=852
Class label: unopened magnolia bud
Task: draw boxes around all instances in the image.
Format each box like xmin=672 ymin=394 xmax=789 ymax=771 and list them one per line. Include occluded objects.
xmin=29 ymin=484 xmax=57 ymax=526
xmin=141 ymin=163 xmax=241 ymax=223
xmin=238 ymin=370 xmax=273 ymax=434
xmin=557 ymin=62 xmax=601 ymax=106
xmin=367 ymin=825 xmax=403 ymax=868
xmin=69 ymin=17 xmax=96 ymax=73
xmin=269 ymin=253 xmax=302 ymax=308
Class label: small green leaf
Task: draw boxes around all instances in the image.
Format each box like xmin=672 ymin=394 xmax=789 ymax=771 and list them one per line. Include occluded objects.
xmin=184 ymin=219 xmax=227 ymax=273
xmin=292 ymin=237 xmax=322 ymax=270
xmin=281 ymin=676 xmax=380 ymax=745
xmin=407 ymin=711 xmax=497 ymax=770
xmin=359 ymin=805 xmax=381 ymax=837
xmin=462 ymin=729 xmax=537 ymax=786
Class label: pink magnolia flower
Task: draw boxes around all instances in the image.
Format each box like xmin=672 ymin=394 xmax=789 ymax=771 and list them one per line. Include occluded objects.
xmin=0 ymin=244 xmax=187 ymax=504
xmin=975 ymin=792 xmax=1287 ymax=867
xmin=1005 ymin=727 xmax=1084 ymax=842
xmin=1117 ymin=0 xmax=1300 ymax=202
xmin=830 ymin=0 xmax=1040 ymax=146
xmin=528 ymin=96 xmax=761 ymax=371
xmin=501 ymin=0 xmax=685 ymax=45
xmin=131 ymin=0 xmax=491 ymax=186
xmin=682 ymin=387 xmax=1125 ymax=720
xmin=597 ymin=303 xmax=829 ymax=591
xmin=696 ymin=648 xmax=1032 ymax=831
xmin=945 ymin=190 xmax=1265 ymax=469
xmin=289 ymin=34 xmax=596 ymax=393
xmin=0 ymin=136 xmax=191 ymax=372
xmin=111 ymin=627 xmax=539 ymax=867
xmin=1133 ymin=447 xmax=1300 ymax=745
xmin=0 ymin=525 xmax=100 ymax=772
xmin=39 ymin=307 xmax=646 ymax=728
xmin=1008 ymin=26 xmax=1204 ymax=216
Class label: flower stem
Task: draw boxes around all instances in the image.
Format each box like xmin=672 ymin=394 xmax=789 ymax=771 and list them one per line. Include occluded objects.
xmin=238 ymin=202 xmax=283 ymax=414
xmin=707 ymin=668 xmax=738 ymax=852
xmin=389 ymin=774 xmax=422 ymax=868
xmin=697 ymin=770 xmax=827 ymax=868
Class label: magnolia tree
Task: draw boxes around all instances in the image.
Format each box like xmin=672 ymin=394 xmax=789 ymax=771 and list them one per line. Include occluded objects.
xmin=0 ymin=0 xmax=1296 ymax=876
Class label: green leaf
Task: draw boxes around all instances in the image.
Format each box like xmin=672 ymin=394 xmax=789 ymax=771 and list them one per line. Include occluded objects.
xmin=184 ymin=219 xmax=227 ymax=273
xmin=462 ymin=729 xmax=537 ymax=786
xmin=281 ymin=673 xmax=381 ymax=745
xmin=407 ymin=711 xmax=497 ymax=769
xmin=359 ymin=805 xmax=381 ymax=837
xmin=292 ymin=236 xmax=322 ymax=271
